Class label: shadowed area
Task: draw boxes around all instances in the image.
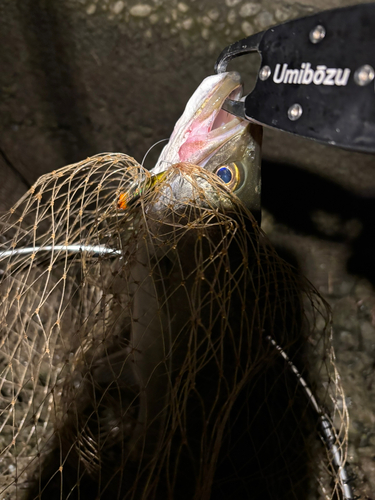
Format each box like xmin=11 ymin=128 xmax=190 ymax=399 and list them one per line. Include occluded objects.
xmin=262 ymin=160 xmax=375 ymax=285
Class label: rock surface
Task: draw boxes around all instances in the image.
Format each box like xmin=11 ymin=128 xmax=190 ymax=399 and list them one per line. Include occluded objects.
xmin=0 ymin=0 xmax=374 ymax=498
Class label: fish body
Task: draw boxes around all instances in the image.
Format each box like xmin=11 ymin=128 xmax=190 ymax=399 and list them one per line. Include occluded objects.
xmin=123 ymin=72 xmax=263 ymax=461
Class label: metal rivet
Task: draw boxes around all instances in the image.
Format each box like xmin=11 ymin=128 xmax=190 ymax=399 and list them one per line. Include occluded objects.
xmin=288 ymin=103 xmax=303 ymax=121
xmin=354 ymin=64 xmax=375 ymax=86
xmin=259 ymin=65 xmax=271 ymax=81
xmin=309 ymin=25 xmax=326 ymax=44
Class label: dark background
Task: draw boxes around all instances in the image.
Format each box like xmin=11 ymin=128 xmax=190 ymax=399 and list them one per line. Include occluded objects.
xmin=0 ymin=0 xmax=374 ymax=496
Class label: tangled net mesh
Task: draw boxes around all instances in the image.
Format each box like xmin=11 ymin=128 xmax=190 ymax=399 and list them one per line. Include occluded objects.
xmin=0 ymin=153 xmax=348 ymax=500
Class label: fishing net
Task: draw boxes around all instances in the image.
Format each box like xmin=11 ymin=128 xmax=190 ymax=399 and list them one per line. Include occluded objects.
xmin=0 ymin=153 xmax=349 ymax=499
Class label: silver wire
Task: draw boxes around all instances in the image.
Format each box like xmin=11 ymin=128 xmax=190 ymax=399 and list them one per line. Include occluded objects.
xmin=0 ymin=245 xmax=122 ymax=260
xmin=265 ymin=335 xmax=354 ymax=500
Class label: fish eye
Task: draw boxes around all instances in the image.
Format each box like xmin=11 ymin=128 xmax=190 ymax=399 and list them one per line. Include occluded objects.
xmin=214 ymin=163 xmax=241 ymax=191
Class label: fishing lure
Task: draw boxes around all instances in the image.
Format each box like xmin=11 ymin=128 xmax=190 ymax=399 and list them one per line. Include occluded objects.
xmin=118 ymin=171 xmax=168 ymax=210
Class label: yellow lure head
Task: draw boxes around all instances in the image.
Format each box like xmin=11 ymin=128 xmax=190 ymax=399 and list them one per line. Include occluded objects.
xmin=118 ymin=171 xmax=168 ymax=210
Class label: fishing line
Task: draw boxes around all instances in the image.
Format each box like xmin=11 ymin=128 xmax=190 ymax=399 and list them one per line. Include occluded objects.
xmin=141 ymin=138 xmax=169 ymax=167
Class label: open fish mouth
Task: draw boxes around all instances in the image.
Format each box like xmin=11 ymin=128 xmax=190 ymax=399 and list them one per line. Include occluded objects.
xmin=154 ymin=72 xmax=249 ymax=171
xmin=179 ymin=87 xmax=247 ymax=167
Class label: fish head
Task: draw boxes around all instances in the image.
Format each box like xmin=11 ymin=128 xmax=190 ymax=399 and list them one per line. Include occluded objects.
xmin=152 ymin=72 xmax=262 ymax=218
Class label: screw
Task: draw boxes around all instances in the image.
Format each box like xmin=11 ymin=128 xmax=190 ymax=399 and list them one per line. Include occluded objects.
xmin=259 ymin=65 xmax=271 ymax=81
xmin=288 ymin=103 xmax=303 ymax=121
xmin=309 ymin=25 xmax=326 ymax=44
xmin=354 ymin=64 xmax=375 ymax=86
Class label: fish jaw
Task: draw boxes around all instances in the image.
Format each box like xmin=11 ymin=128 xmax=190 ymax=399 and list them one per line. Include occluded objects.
xmin=178 ymin=117 xmax=247 ymax=166
xmin=151 ymin=72 xmax=262 ymax=218
xmin=153 ymin=72 xmax=247 ymax=173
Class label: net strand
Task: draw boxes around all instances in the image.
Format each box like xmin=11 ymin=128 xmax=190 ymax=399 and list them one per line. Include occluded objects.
xmin=0 ymin=153 xmax=349 ymax=500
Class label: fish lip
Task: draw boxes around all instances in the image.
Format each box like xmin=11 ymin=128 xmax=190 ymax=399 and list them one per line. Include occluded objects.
xmin=210 ymin=83 xmax=244 ymax=133
xmin=194 ymin=73 xmax=245 ymax=134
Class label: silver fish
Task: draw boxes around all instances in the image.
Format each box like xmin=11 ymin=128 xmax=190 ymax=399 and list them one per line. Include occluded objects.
xmin=124 ymin=72 xmax=263 ymax=462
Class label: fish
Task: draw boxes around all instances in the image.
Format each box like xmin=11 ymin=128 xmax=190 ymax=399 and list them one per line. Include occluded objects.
xmin=0 ymin=73 xmax=346 ymax=500
xmin=115 ymin=71 xmax=264 ymax=468
xmin=114 ymin=74 xmax=265 ymax=459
